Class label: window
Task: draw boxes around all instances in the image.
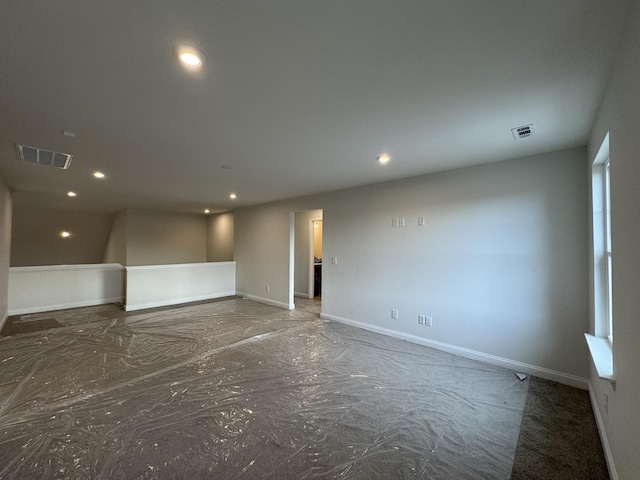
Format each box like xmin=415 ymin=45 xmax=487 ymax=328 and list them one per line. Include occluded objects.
xmin=585 ymin=133 xmax=614 ymax=382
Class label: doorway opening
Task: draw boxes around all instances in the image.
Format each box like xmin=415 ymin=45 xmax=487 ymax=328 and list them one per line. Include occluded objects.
xmin=292 ymin=210 xmax=323 ymax=313
xmin=312 ymin=219 xmax=323 ymax=298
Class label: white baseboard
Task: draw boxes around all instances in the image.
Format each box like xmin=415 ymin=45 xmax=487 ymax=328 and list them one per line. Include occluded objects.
xmin=588 ymin=381 xmax=618 ymax=480
xmin=124 ymin=291 xmax=236 ymax=312
xmin=236 ymin=291 xmax=293 ymax=310
xmin=321 ymin=313 xmax=589 ymax=390
xmin=294 ymin=291 xmax=313 ymax=299
xmin=9 ymin=296 xmax=125 ymax=316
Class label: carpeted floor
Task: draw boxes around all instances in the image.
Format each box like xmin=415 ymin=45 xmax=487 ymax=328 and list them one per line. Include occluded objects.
xmin=1 ymin=317 xmax=64 ymax=336
xmin=510 ymin=376 xmax=609 ymax=479
xmin=0 ymin=298 xmax=608 ymax=479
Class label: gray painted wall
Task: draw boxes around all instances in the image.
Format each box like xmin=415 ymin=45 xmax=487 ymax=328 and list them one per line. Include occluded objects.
xmin=207 ymin=212 xmax=234 ymax=262
xmin=10 ymin=206 xmax=216 ymax=268
xmin=235 ymin=148 xmax=589 ymax=379
xmin=10 ymin=199 xmax=114 ymax=267
xmin=0 ymin=175 xmax=11 ymax=327
xmin=102 ymin=210 xmax=128 ymax=265
xmin=126 ymin=209 xmax=207 ymax=266
xmin=587 ymin=2 xmax=640 ymax=477
xmin=235 ymin=203 xmax=295 ymax=307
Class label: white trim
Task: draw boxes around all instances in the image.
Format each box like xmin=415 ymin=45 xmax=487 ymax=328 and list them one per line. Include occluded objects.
xmin=588 ymin=380 xmax=618 ymax=480
xmin=10 ymin=263 xmax=124 ymax=273
xmin=236 ymin=291 xmax=294 ymax=310
xmin=584 ymin=333 xmax=614 ymax=382
xmin=124 ymin=292 xmax=235 ymax=312
xmin=125 ymin=261 xmax=235 ymax=271
xmin=321 ymin=313 xmax=588 ymax=390
xmin=10 ymin=296 xmax=125 ymax=316
xmin=593 ymin=132 xmax=610 ymax=165
xmin=294 ymin=291 xmax=313 ymax=299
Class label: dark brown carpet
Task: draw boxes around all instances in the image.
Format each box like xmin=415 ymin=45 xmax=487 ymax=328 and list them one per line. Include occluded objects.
xmin=0 ymin=317 xmax=63 ymax=336
xmin=510 ymin=376 xmax=609 ymax=479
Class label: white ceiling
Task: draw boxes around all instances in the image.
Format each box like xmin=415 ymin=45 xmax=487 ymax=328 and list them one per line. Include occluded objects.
xmin=0 ymin=1 xmax=631 ymax=213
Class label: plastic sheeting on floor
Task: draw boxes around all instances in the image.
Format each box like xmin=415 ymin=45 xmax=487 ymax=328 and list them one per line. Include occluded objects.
xmin=0 ymin=299 xmax=528 ymax=479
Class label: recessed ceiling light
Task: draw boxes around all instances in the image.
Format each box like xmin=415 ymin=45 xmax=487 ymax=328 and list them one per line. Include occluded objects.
xmin=93 ymin=171 xmax=105 ymax=179
xmin=67 ymin=191 xmax=77 ymax=197
xmin=176 ymin=45 xmax=206 ymax=68
xmin=229 ymin=193 xmax=237 ymax=199
xmin=61 ymin=231 xmax=71 ymax=238
xmin=377 ymin=154 xmax=391 ymax=165
xmin=204 ymin=209 xmax=210 ymax=214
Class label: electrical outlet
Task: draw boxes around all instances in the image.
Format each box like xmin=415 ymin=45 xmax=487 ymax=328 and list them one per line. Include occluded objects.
xmin=418 ymin=315 xmax=426 ymax=325
xmin=331 ymin=256 xmax=338 ymax=264
xmin=392 ymin=218 xmax=398 ymax=228
xmin=425 ymin=316 xmax=432 ymax=327
xmin=418 ymin=216 xmax=425 ymax=226
xmin=399 ymin=217 xmax=405 ymax=227
xmin=391 ymin=309 xmax=399 ymax=320
xmin=266 ymin=285 xmax=270 ymax=292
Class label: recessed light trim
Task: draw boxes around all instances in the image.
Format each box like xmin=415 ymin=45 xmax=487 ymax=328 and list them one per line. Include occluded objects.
xmin=176 ymin=45 xmax=206 ymax=68
xmin=60 ymin=231 xmax=71 ymax=238
xmin=67 ymin=191 xmax=77 ymax=197
xmin=93 ymin=171 xmax=105 ymax=179
xmin=229 ymin=193 xmax=237 ymax=199
xmin=204 ymin=209 xmax=210 ymax=214
xmin=377 ymin=154 xmax=391 ymax=165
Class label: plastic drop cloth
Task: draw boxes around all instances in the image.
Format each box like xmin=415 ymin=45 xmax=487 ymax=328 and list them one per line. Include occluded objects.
xmin=0 ymin=298 xmax=528 ymax=479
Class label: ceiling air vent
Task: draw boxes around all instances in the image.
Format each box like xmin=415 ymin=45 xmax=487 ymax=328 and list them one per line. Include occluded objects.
xmin=16 ymin=144 xmax=73 ymax=169
xmin=511 ymin=124 xmax=535 ymax=140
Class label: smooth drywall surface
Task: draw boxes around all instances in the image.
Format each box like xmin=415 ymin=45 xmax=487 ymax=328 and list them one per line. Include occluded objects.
xmin=587 ymin=3 xmax=640 ymax=478
xmin=125 ymin=262 xmax=236 ymax=311
xmin=10 ymin=200 xmax=114 ymax=267
xmin=294 ymin=210 xmax=322 ymax=297
xmin=207 ymin=212 xmax=234 ymax=262
xmin=102 ymin=210 xmax=127 ymax=265
xmin=0 ymin=176 xmax=11 ymax=328
xmin=8 ymin=264 xmax=125 ymax=315
xmin=126 ymin=209 xmax=207 ymax=266
xmin=235 ymin=203 xmax=295 ymax=309
xmin=234 ymin=148 xmax=589 ymax=382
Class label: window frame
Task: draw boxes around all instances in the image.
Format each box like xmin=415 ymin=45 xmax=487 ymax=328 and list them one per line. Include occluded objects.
xmin=585 ymin=133 xmax=614 ymax=383
xmin=603 ymin=158 xmax=613 ymax=343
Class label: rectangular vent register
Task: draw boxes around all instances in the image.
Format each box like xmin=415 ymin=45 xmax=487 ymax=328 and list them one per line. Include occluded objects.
xmin=17 ymin=144 xmax=73 ymax=169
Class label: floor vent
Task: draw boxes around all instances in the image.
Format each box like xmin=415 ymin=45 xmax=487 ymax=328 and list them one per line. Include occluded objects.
xmin=16 ymin=144 xmax=73 ymax=169
xmin=511 ymin=124 xmax=535 ymax=140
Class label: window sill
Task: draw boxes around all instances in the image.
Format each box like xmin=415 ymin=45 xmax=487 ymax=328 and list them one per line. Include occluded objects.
xmin=584 ymin=333 xmax=616 ymax=387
